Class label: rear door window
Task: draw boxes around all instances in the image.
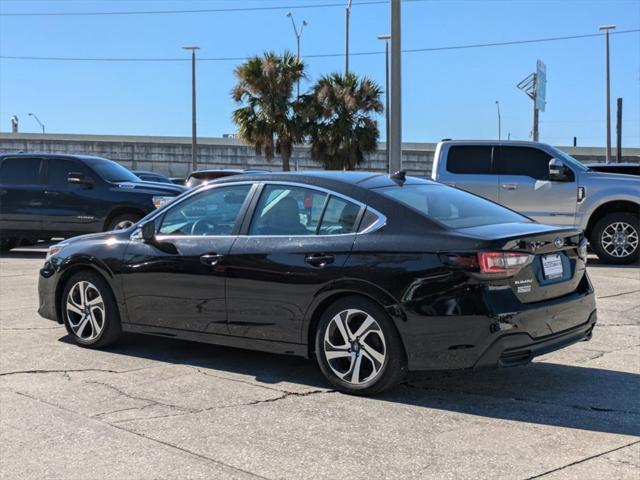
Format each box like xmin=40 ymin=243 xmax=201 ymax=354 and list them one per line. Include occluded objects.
xmin=0 ymin=157 xmax=42 ymax=185
xmin=496 ymin=146 xmax=553 ymax=180
xmin=318 ymin=196 xmax=361 ymax=235
xmin=446 ymin=146 xmax=494 ymax=174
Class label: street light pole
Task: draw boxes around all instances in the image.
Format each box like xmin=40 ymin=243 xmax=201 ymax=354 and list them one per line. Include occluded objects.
xmin=28 ymin=113 xmax=45 ymax=134
xmin=345 ymin=0 xmax=353 ymax=75
xmin=389 ymin=0 xmax=402 ymax=173
xmin=599 ymin=24 xmax=615 ymax=163
xmin=495 ymin=101 xmax=501 ymax=141
xmin=286 ymin=12 xmax=307 ymax=98
xmin=377 ymin=34 xmax=391 ymax=171
xmin=182 ymin=45 xmax=200 ymax=173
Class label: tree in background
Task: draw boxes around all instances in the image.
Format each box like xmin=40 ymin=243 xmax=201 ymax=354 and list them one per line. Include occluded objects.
xmin=231 ymin=51 xmax=305 ymax=171
xmin=305 ymin=73 xmax=383 ymax=170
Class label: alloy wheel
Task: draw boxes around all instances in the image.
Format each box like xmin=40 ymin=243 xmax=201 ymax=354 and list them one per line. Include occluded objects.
xmin=66 ymin=281 xmax=106 ymax=341
xmin=323 ymin=309 xmax=387 ymax=385
xmin=601 ymin=222 xmax=639 ymax=258
xmin=113 ymin=220 xmax=134 ymax=230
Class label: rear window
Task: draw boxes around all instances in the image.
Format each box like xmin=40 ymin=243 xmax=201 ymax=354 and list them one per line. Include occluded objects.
xmin=378 ymin=184 xmax=529 ymax=229
xmin=0 ymin=157 xmax=41 ymax=185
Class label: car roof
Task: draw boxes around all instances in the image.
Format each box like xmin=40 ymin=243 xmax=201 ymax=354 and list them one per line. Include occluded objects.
xmin=438 ymin=139 xmax=553 ymax=148
xmin=0 ymin=152 xmax=114 ymax=163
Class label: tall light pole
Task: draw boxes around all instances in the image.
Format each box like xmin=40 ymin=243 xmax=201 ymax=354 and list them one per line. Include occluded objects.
xmin=599 ymin=24 xmax=616 ymax=163
xmin=389 ymin=0 xmax=402 ymax=173
xmin=182 ymin=45 xmax=200 ymax=173
xmin=377 ymin=34 xmax=391 ymax=170
xmin=286 ymin=12 xmax=307 ymax=98
xmin=28 ymin=113 xmax=45 ymax=134
xmin=345 ymin=0 xmax=353 ymax=75
xmin=495 ymin=101 xmax=501 ymax=141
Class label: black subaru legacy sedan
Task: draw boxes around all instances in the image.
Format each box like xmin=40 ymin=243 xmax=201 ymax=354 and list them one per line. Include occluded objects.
xmin=38 ymin=171 xmax=596 ymax=395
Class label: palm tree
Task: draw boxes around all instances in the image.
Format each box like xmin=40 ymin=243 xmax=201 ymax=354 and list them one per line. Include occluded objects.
xmin=231 ymin=51 xmax=305 ymax=171
xmin=305 ymin=73 xmax=383 ymax=170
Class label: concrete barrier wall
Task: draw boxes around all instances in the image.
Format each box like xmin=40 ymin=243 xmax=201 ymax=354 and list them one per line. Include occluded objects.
xmin=1 ymin=133 xmax=638 ymax=178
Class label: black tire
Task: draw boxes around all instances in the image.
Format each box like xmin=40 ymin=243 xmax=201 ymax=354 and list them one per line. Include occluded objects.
xmin=106 ymin=212 xmax=142 ymax=231
xmin=0 ymin=237 xmax=18 ymax=252
xmin=61 ymin=271 xmax=122 ymax=348
xmin=590 ymin=212 xmax=639 ymax=265
xmin=315 ymin=296 xmax=407 ymax=395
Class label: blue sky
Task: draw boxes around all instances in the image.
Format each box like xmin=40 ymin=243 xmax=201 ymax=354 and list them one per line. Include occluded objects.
xmin=1 ymin=0 xmax=639 ymax=147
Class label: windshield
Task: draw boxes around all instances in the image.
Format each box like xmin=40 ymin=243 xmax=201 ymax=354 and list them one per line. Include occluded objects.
xmin=84 ymin=157 xmax=140 ymax=183
xmin=549 ymin=147 xmax=589 ymax=172
xmin=378 ymin=184 xmax=530 ymax=229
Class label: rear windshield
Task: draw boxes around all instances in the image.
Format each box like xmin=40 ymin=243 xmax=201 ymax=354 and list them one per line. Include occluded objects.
xmin=378 ymin=184 xmax=530 ymax=229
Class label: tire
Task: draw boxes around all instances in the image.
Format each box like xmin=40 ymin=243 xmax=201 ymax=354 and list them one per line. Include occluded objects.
xmin=590 ymin=212 xmax=639 ymax=265
xmin=61 ymin=271 xmax=122 ymax=348
xmin=106 ymin=212 xmax=142 ymax=231
xmin=0 ymin=237 xmax=18 ymax=252
xmin=315 ymin=296 xmax=407 ymax=395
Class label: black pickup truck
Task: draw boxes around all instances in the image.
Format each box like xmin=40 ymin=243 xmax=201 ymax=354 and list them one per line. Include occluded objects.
xmin=0 ymin=153 xmax=184 ymax=251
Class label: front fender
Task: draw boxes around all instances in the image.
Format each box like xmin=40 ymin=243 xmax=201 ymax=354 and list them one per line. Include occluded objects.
xmin=578 ymin=188 xmax=640 ymax=230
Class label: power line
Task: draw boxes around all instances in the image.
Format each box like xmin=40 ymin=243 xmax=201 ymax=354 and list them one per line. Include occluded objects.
xmin=0 ymin=0 xmax=425 ymax=17
xmin=1 ymin=28 xmax=638 ymax=63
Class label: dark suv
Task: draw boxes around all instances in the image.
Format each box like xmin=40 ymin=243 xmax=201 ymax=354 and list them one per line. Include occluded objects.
xmin=0 ymin=153 xmax=184 ymax=251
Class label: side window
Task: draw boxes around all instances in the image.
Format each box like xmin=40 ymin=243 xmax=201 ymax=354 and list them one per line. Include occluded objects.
xmin=496 ymin=147 xmax=553 ymax=180
xmin=48 ymin=159 xmax=89 ymax=185
xmin=0 ymin=158 xmax=41 ymax=185
xmin=446 ymin=146 xmax=493 ymax=175
xmin=318 ymin=196 xmax=361 ymax=235
xmin=158 ymin=184 xmax=251 ymax=236
xmin=249 ymin=185 xmax=327 ymax=236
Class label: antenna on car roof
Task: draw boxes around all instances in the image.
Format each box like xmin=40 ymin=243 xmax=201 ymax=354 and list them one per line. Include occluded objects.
xmin=389 ymin=169 xmax=406 ymax=185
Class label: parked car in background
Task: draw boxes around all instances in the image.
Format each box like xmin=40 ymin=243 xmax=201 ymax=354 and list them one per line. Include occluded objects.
xmin=431 ymin=140 xmax=639 ymax=264
xmin=39 ymin=171 xmax=596 ymax=395
xmin=0 ymin=153 xmax=185 ymax=251
xmin=132 ymin=170 xmax=174 ymax=184
xmin=585 ymin=162 xmax=640 ymax=176
xmin=185 ymin=168 xmax=270 ymax=189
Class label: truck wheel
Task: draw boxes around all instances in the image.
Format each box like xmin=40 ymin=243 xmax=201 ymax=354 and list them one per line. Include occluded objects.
xmin=106 ymin=213 xmax=142 ymax=231
xmin=591 ymin=212 xmax=639 ymax=265
xmin=0 ymin=237 xmax=18 ymax=252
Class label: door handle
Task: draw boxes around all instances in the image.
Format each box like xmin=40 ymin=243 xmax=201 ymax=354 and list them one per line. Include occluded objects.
xmin=305 ymin=253 xmax=335 ymax=267
xmin=501 ymin=183 xmax=518 ymax=190
xmin=44 ymin=190 xmax=60 ymax=196
xmin=200 ymin=253 xmax=224 ymax=266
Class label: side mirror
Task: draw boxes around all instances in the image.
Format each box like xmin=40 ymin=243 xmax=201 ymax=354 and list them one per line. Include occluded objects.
xmin=67 ymin=172 xmax=95 ymax=188
xmin=141 ymin=220 xmax=156 ymax=242
xmin=548 ymin=158 xmax=569 ymax=181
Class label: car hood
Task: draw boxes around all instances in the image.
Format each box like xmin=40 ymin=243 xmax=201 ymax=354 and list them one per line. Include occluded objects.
xmin=112 ymin=180 xmax=185 ymax=195
xmin=582 ymin=170 xmax=640 ymax=184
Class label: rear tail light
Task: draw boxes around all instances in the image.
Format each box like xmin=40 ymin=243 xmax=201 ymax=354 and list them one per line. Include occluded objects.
xmin=445 ymin=252 xmax=533 ymax=277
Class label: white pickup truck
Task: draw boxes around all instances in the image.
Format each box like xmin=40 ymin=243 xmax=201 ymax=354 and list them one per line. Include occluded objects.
xmin=431 ymin=140 xmax=639 ymax=265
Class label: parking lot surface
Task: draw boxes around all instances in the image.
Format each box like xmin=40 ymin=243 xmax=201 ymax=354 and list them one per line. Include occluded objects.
xmin=1 ymin=246 xmax=638 ymax=480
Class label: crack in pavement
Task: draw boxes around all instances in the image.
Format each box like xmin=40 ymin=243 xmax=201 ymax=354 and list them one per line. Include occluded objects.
xmin=8 ymin=389 xmax=271 ymax=480
xmin=578 ymin=343 xmax=640 ymax=362
xmin=597 ymin=289 xmax=640 ymax=300
xmin=524 ymin=440 xmax=640 ymax=479
xmin=0 ymin=326 xmax=63 ymax=331
xmin=402 ymin=382 xmax=640 ymax=416
xmin=0 ymin=366 xmax=158 ymax=377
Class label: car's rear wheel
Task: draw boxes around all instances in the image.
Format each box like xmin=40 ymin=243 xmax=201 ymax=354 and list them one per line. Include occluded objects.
xmin=106 ymin=213 xmax=142 ymax=231
xmin=315 ymin=296 xmax=407 ymax=395
xmin=591 ymin=212 xmax=639 ymax=265
xmin=62 ymin=271 xmax=121 ymax=348
xmin=0 ymin=237 xmax=18 ymax=252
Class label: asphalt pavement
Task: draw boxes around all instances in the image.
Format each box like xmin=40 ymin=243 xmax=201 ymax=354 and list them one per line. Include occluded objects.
xmin=0 ymin=246 xmax=638 ymax=479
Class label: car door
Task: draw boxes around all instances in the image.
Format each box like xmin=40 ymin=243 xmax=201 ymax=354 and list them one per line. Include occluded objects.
xmin=42 ymin=157 xmax=104 ymax=234
xmin=0 ymin=157 xmax=44 ymax=234
xmin=120 ymin=182 xmax=255 ymax=334
xmin=439 ymin=145 xmax=499 ymax=202
xmin=496 ymin=146 xmax=577 ymax=225
xmin=224 ymin=183 xmax=362 ymax=343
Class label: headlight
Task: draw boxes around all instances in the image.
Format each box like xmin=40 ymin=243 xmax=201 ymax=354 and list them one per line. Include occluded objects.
xmin=152 ymin=195 xmax=175 ymax=209
xmin=46 ymin=243 xmax=68 ymax=261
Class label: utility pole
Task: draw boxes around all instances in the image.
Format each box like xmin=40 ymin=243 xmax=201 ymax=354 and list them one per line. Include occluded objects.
xmin=286 ymin=12 xmax=307 ymax=98
xmin=389 ymin=0 xmax=402 ymax=173
xmin=182 ymin=45 xmax=200 ymax=173
xmin=599 ymin=25 xmax=616 ymax=162
xmin=495 ymin=101 xmax=501 ymax=141
xmin=345 ymin=0 xmax=353 ymax=75
xmin=377 ymin=34 xmax=391 ymax=170
xmin=616 ymin=97 xmax=622 ymax=163
xmin=517 ymin=60 xmax=545 ymax=142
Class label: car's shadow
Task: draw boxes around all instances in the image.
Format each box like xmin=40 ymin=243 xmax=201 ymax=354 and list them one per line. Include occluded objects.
xmin=59 ymin=332 xmax=639 ymax=437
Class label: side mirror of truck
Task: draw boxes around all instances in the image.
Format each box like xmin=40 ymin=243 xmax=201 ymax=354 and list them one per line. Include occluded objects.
xmin=548 ymin=158 xmax=570 ymax=182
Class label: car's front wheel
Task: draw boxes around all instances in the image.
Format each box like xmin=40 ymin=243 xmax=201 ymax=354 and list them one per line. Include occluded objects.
xmin=62 ymin=271 xmax=121 ymax=348
xmin=591 ymin=212 xmax=639 ymax=265
xmin=315 ymin=296 xmax=407 ymax=395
